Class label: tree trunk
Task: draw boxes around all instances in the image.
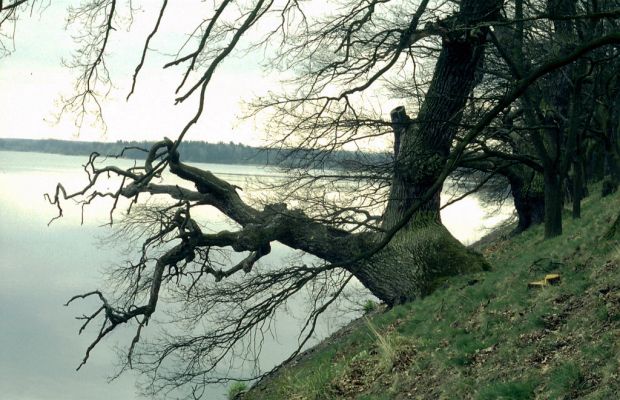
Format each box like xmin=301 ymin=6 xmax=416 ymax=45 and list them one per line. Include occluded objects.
xmin=602 ymin=143 xmax=620 ymax=196
xmin=587 ymin=141 xmax=606 ymax=183
xmin=544 ymin=169 xmax=563 ymax=238
xmin=363 ymin=0 xmax=500 ymax=305
xmin=353 ymin=222 xmax=489 ymax=305
xmin=510 ymin=171 xmax=545 ymax=234
xmin=572 ymin=160 xmax=583 ymax=219
xmin=515 ymin=0 xmax=577 ymax=239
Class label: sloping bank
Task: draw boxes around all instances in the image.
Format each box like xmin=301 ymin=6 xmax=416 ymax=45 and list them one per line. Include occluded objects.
xmin=242 ymin=188 xmax=620 ymax=400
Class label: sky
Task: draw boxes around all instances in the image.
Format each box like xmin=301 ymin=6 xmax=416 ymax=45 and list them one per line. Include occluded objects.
xmin=0 ymin=0 xmax=279 ymax=145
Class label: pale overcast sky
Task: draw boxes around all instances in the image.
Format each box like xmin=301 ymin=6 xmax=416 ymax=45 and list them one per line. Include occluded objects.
xmin=0 ymin=0 xmax=413 ymax=151
xmin=0 ymin=0 xmax=278 ymax=145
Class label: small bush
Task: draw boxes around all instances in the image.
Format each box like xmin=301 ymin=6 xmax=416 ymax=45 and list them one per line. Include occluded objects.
xmin=363 ymin=299 xmax=377 ymax=314
xmin=227 ymin=381 xmax=248 ymax=400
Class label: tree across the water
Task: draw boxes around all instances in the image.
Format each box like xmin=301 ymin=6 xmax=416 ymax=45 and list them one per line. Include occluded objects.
xmin=0 ymin=137 xmax=390 ymax=167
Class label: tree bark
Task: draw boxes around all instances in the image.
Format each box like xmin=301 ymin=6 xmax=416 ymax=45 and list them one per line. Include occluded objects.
xmin=510 ymin=170 xmax=545 ymax=233
xmin=602 ymin=137 xmax=620 ymax=196
xmin=368 ymin=0 xmax=500 ymax=304
xmin=544 ymin=169 xmax=563 ymax=237
xmin=356 ymin=224 xmax=489 ymax=305
xmin=572 ymin=160 xmax=583 ymax=219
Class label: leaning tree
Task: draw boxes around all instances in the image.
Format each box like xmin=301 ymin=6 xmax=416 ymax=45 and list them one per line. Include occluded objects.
xmin=5 ymin=0 xmax=620 ymax=396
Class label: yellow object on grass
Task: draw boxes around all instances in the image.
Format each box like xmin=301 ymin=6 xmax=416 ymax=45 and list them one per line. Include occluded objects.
xmin=528 ymin=274 xmax=561 ymax=289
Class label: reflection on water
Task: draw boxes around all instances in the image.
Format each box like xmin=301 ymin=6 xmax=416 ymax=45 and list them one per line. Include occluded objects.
xmin=0 ymin=151 xmax=511 ymax=399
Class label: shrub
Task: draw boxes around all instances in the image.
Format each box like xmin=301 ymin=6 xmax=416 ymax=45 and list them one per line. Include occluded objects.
xmin=227 ymin=381 xmax=248 ymax=400
xmin=363 ymin=299 xmax=377 ymax=314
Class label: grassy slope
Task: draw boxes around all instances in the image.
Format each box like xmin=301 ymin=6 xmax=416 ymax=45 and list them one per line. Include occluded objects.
xmin=244 ymin=189 xmax=620 ymax=400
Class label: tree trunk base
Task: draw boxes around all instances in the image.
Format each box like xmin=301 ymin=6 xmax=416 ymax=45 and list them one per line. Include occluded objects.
xmin=602 ymin=177 xmax=618 ymax=197
xmin=354 ymin=223 xmax=490 ymax=306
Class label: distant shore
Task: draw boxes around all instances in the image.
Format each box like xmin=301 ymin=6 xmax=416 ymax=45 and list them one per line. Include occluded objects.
xmin=0 ymin=138 xmax=387 ymax=169
xmin=0 ymin=137 xmax=271 ymax=166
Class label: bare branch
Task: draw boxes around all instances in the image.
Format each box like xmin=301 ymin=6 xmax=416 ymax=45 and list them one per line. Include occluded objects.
xmin=127 ymin=0 xmax=168 ymax=100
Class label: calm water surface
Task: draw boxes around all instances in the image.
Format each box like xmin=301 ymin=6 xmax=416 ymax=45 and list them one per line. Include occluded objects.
xmin=0 ymin=151 xmax=510 ymax=399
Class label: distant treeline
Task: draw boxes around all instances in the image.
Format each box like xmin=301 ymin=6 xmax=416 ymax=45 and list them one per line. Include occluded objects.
xmin=0 ymin=138 xmax=388 ymax=168
xmin=0 ymin=138 xmax=274 ymax=165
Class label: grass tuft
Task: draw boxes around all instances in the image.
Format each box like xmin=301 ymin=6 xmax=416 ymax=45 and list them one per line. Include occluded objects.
xmin=476 ymin=379 xmax=539 ymax=400
xmin=364 ymin=317 xmax=395 ymax=372
xmin=227 ymin=381 xmax=248 ymax=400
xmin=547 ymin=362 xmax=585 ymax=398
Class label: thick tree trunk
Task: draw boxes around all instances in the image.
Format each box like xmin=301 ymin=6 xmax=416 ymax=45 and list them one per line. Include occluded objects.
xmin=362 ymin=0 xmax=500 ymax=305
xmin=510 ymin=171 xmax=545 ymax=234
xmin=354 ymin=222 xmax=489 ymax=305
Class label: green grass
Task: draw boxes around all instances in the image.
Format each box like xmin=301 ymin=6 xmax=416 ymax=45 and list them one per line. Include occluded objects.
xmin=476 ymin=379 xmax=539 ymax=400
xmin=227 ymin=381 xmax=248 ymax=400
xmin=362 ymin=299 xmax=378 ymax=314
xmin=547 ymin=362 xmax=585 ymax=398
xmin=244 ymin=188 xmax=620 ymax=400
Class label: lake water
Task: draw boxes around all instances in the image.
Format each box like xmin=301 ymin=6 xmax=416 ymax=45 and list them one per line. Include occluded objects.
xmin=0 ymin=150 xmax=511 ymax=399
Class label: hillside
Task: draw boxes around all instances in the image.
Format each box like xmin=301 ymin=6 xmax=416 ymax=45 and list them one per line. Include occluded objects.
xmin=241 ymin=189 xmax=620 ymax=400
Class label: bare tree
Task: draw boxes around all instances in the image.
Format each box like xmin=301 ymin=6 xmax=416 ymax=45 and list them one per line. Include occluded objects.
xmin=6 ymin=0 xmax=618 ymax=396
xmin=488 ymin=0 xmax=620 ymax=236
